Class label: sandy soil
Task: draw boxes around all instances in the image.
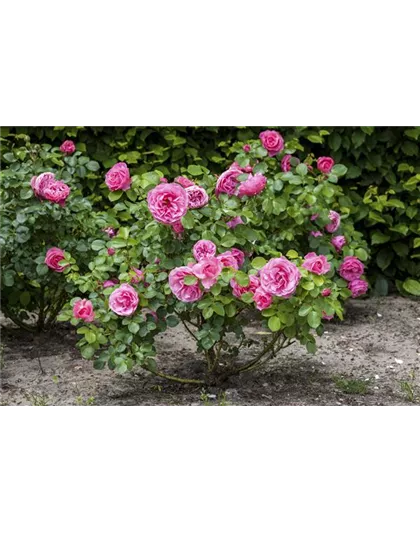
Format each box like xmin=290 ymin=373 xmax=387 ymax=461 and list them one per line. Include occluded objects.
xmin=1 ymin=296 xmax=419 ymax=406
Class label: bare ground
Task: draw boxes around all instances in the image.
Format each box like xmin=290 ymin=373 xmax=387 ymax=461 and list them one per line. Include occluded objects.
xmin=1 ymin=296 xmax=419 ymax=406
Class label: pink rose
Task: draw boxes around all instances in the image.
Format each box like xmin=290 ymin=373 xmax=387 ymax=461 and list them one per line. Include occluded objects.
xmin=302 ymin=252 xmax=331 ymax=275
xmin=107 ymin=248 xmax=115 ymax=256
xmin=348 ymin=279 xmax=368 ymax=298
xmin=171 ymin=221 xmax=184 ymax=235
xmin=169 ymin=266 xmax=203 ymax=302
xmin=229 ymin=248 xmax=245 ymax=267
xmin=42 ymin=179 xmax=70 ymax=206
xmin=311 ymin=213 xmax=319 ymax=221
xmin=103 ymin=226 xmax=118 ymax=238
xmin=103 ymin=279 xmax=118 ymax=288
xmin=243 ymin=144 xmax=251 ymax=153
xmin=73 ymin=299 xmax=95 ymax=322
xmin=322 ymin=311 xmax=334 ymax=321
xmin=147 ymin=183 xmax=188 ymax=224
xmin=321 ymin=288 xmax=332 ymax=297
xmin=253 ymin=288 xmax=273 ymax=311
xmin=192 ymin=257 xmax=222 ymax=289
xmin=331 ymin=235 xmax=346 ymax=252
xmin=217 ymin=252 xmax=239 ymax=270
xmin=175 ymin=176 xmax=195 ymax=188
xmin=109 ymin=283 xmax=139 ymax=316
xmin=193 ymin=240 xmax=217 ymax=262
xmin=325 ymin=210 xmax=341 ymax=233
xmin=311 ymin=231 xmax=323 ymax=238
xmin=105 ymin=162 xmax=132 ymax=191
xmin=317 ymin=157 xmax=334 ymax=174
xmin=160 ymin=176 xmax=168 ymax=183
xmin=259 ymin=257 xmax=301 ymax=298
xmin=259 ymin=130 xmax=285 ymax=157
xmin=60 ymin=140 xmax=76 ymax=155
xmin=230 ymin=275 xmax=260 ymax=298
xmin=45 ymin=247 xmax=67 ymax=272
xmin=185 ymin=185 xmax=209 ymax=209
xmin=339 ymin=256 xmax=365 ymax=281
xmin=130 ymin=268 xmax=144 ymax=284
xmin=281 ymin=154 xmax=292 ymax=172
xmin=31 ymin=172 xmax=55 ymax=198
xmin=237 ymin=173 xmax=267 ymax=197
xmin=215 ymin=167 xmax=242 ymax=196
xmin=227 ymin=216 xmax=244 ymax=229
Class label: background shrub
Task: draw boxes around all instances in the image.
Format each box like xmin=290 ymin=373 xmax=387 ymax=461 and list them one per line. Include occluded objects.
xmin=2 ymin=126 xmax=419 ymax=297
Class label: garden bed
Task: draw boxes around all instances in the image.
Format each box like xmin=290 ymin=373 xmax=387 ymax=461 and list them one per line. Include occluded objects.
xmin=1 ymin=295 xmax=419 ymax=406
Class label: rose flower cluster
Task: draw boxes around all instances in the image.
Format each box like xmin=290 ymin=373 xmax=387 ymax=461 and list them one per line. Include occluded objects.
xmin=31 ymin=172 xmax=70 ymax=206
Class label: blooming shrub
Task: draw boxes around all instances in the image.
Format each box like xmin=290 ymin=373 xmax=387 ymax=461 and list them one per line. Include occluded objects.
xmin=0 ymin=134 xmax=100 ymax=331
xmin=56 ymin=130 xmax=369 ymax=384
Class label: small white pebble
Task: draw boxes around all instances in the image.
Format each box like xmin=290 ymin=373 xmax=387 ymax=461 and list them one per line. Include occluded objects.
xmin=349 ymin=348 xmax=354 ymax=352
xmin=208 ymin=394 xmax=216 ymax=400
xmin=375 ymin=375 xmax=380 ymax=380
xmin=394 ymin=358 xmax=403 ymax=365
xmin=377 ymin=313 xmax=382 ymax=318
xmin=374 ymin=386 xmax=379 ymax=390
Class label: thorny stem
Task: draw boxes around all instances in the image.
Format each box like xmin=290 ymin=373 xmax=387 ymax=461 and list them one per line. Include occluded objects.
xmin=174 ymin=311 xmax=199 ymax=341
xmin=2 ymin=307 xmax=36 ymax=333
xmin=240 ymin=340 xmax=296 ymax=374
xmin=236 ymin=331 xmax=284 ymax=374
xmin=142 ymin=366 xmax=205 ymax=385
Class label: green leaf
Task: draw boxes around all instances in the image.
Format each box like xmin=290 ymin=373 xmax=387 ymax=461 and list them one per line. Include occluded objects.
xmin=91 ymin=239 xmax=105 ymax=251
xmin=235 ymin=271 xmax=249 ymax=287
xmin=374 ymin=277 xmax=388 ymax=296
xmin=268 ymin=316 xmax=281 ymax=332
xmin=109 ymin=237 xmax=126 ymax=248
xmin=81 ymin=346 xmax=95 ymax=359
xmin=413 ymin=238 xmax=420 ymax=249
xmin=352 ymin=130 xmax=366 ymax=148
xmin=331 ymin=164 xmax=347 ymax=177
xmin=108 ymin=190 xmax=123 ymax=202
xmin=3 ymin=271 xmax=14 ymax=287
xmin=187 ymin=165 xmax=203 ymax=176
xmin=307 ymin=311 xmax=321 ymax=329
xmin=221 ymin=235 xmax=237 ymax=248
xmin=392 ymin=242 xmax=409 ymax=257
xmin=36 ymin=263 xmax=49 ymax=276
xmin=241 ymin=292 xmax=254 ymax=303
xmin=126 ymin=189 xmax=137 ymax=202
xmin=298 ymin=304 xmax=312 ymax=317
xmin=355 ymin=248 xmax=368 ymax=261
xmin=181 ymin=211 xmax=195 ymax=229
xmin=296 ymin=163 xmax=308 ymax=176
xmin=166 ymin=315 xmax=180 ymax=327
xmin=301 ymin=281 xmax=315 ymax=291
xmin=402 ymin=279 xmax=420 ymax=296
xmin=307 ymin=134 xmax=323 ymax=144
xmin=376 ymin=249 xmax=394 ymax=271
xmin=212 ymin=302 xmax=225 ymax=316
xmin=86 ymin=160 xmax=100 ymax=171
xmin=371 ymin=231 xmax=390 ymax=245
xmin=251 ymin=257 xmax=267 ymax=269
xmin=329 ymin=132 xmax=341 ymax=151
xmin=20 ymin=188 xmax=33 ymax=200
xmin=128 ymin=322 xmax=140 ymax=334
xmin=20 ymin=291 xmax=31 ymax=306
xmin=202 ymin=307 xmax=214 ymax=320
xmin=85 ymin=331 xmax=97 ymax=344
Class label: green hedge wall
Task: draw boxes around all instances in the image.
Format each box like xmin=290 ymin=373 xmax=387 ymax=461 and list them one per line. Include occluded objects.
xmin=2 ymin=126 xmax=420 ymax=295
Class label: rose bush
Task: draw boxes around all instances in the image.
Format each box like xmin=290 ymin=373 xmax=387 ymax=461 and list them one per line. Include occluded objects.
xmin=56 ymin=130 xmax=369 ymax=385
xmin=0 ymin=134 xmax=101 ymax=331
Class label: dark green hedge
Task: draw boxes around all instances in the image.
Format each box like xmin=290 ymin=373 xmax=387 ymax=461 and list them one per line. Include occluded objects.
xmin=2 ymin=126 xmax=420 ymax=295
